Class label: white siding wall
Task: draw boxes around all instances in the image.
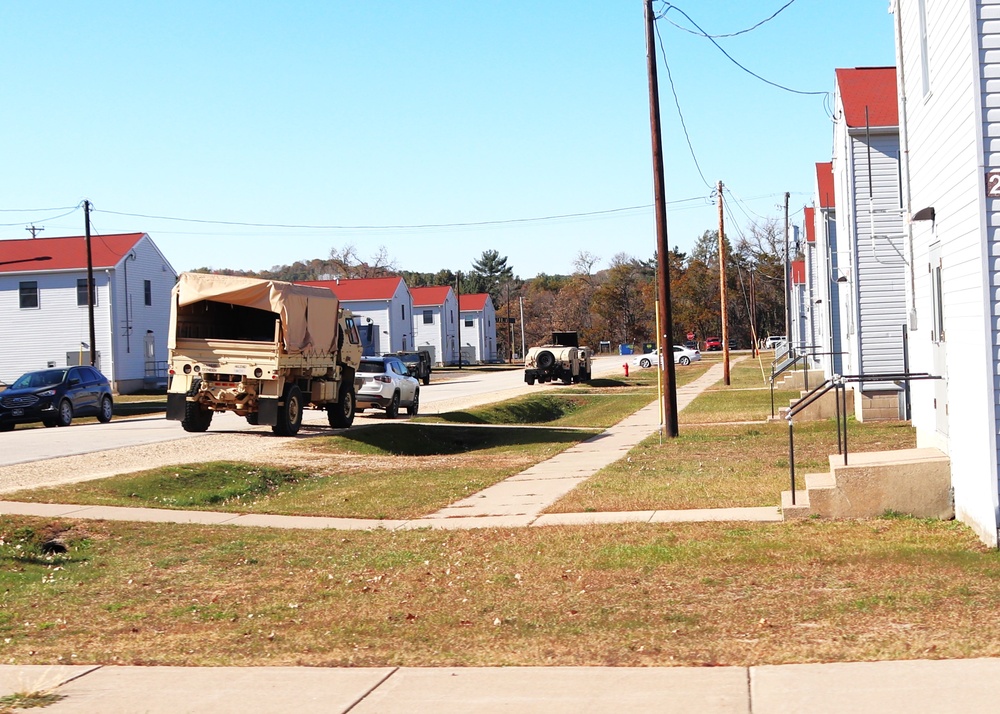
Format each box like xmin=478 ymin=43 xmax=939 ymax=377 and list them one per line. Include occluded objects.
xmin=110 ymin=237 xmax=176 ymax=390
xmin=851 ymin=132 xmax=909 ymax=378
xmin=813 ymin=207 xmax=844 ymax=378
xmin=896 ymin=0 xmax=998 ymax=544
xmin=0 ymin=271 xmax=112 ymax=383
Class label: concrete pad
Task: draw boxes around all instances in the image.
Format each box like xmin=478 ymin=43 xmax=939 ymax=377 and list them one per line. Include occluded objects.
xmin=532 ymin=511 xmax=656 ymax=526
xmin=351 ymin=666 xmax=750 ymax=713
xmin=407 ymin=514 xmax=536 ymax=529
xmin=38 ymin=505 xmax=240 ymax=525
xmin=229 ymin=514 xmax=403 ymax=530
xmin=750 ymin=658 xmax=1000 ymax=714
xmin=648 ymin=507 xmax=783 ymax=523
xmin=0 ymin=665 xmax=99 ymax=696
xmin=0 ymin=501 xmax=93 ymax=517
xmin=42 ymin=665 xmax=395 ymax=714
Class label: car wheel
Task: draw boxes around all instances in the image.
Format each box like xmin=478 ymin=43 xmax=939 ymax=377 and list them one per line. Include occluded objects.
xmin=42 ymin=420 xmax=57 ymax=428
xmin=0 ymin=422 xmax=14 ymax=432
xmin=406 ymin=388 xmax=420 ymax=417
xmin=328 ymin=382 xmax=356 ymax=429
xmin=56 ymin=399 xmax=73 ymax=427
xmin=97 ymin=395 xmax=113 ymax=423
xmin=679 ymin=356 xmax=691 ymax=366
xmin=385 ymin=391 xmax=400 ymax=419
xmin=640 ymin=358 xmax=651 ymax=368
xmin=273 ymin=384 xmax=303 ymax=436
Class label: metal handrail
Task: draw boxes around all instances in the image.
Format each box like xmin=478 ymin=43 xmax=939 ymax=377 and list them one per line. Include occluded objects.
xmin=784 ymin=371 xmax=940 ymax=506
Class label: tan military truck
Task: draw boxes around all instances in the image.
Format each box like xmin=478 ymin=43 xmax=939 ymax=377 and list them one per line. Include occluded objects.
xmin=166 ymin=272 xmax=362 ymax=435
xmin=524 ymin=331 xmax=592 ymax=385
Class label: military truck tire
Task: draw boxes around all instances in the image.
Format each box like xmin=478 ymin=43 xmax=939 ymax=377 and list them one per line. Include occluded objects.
xmin=328 ymin=383 xmax=356 ymax=429
xmin=385 ymin=391 xmax=400 ymax=419
xmin=246 ymin=412 xmax=260 ymax=425
xmin=422 ymin=374 xmax=430 ymax=386
xmin=182 ymin=402 xmax=213 ymax=432
xmin=273 ymin=384 xmax=303 ymax=436
xmin=581 ymin=370 xmax=591 ymax=382
xmin=536 ymin=351 xmax=555 ymax=370
xmin=525 ymin=374 xmax=536 ymax=385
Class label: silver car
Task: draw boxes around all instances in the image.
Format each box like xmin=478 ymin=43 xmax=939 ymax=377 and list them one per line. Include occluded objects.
xmin=356 ymin=356 xmax=420 ymax=418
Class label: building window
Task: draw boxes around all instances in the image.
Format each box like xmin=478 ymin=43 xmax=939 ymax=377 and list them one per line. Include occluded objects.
xmin=76 ymin=279 xmax=96 ymax=307
xmin=464 ymin=318 xmax=474 ymax=328
xmin=450 ymin=310 xmax=454 ymax=324
xmin=144 ymin=280 xmax=152 ymax=306
xmin=422 ymin=310 xmax=433 ymax=325
xmin=19 ymin=281 xmax=38 ymax=309
xmin=401 ymin=304 xmax=405 ymax=320
xmin=931 ymin=260 xmax=944 ymax=343
xmin=918 ymin=0 xmax=930 ymax=97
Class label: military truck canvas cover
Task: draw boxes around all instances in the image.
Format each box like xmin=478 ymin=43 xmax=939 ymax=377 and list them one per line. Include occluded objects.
xmin=168 ymin=272 xmax=340 ymax=356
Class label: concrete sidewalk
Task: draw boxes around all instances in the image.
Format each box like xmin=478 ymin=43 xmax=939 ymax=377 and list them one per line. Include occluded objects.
xmin=3 ymin=659 xmax=999 ymax=713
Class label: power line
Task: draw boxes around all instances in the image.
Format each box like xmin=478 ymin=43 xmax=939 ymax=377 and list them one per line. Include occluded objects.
xmin=654 ymin=19 xmax=713 ymax=190
xmin=662 ymin=0 xmax=799 ymax=38
xmin=657 ymin=2 xmax=827 ymax=97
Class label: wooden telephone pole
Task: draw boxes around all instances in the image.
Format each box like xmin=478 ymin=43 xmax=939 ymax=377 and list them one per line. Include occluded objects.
xmin=645 ymin=0 xmax=678 ymax=437
xmin=717 ymin=181 xmax=730 ymax=385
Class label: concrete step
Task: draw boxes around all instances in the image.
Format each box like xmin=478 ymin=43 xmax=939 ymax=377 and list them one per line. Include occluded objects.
xmin=780 ymin=489 xmax=811 ymax=519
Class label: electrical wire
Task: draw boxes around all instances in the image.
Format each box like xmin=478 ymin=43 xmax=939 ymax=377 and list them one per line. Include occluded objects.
xmin=656 ymin=2 xmax=827 ymax=97
xmin=661 ymin=0 xmax=799 ymax=38
xmin=0 ymin=205 xmax=82 ymax=228
xmin=654 ymin=20 xmax=713 ymax=190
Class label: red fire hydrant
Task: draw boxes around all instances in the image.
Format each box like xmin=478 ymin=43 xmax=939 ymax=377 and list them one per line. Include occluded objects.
xmin=623 ymin=362 xmax=629 ymax=377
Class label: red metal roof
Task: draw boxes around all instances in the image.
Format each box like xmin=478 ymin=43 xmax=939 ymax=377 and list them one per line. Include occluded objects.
xmin=411 ymin=285 xmax=452 ymax=307
xmin=459 ymin=293 xmax=489 ymax=311
xmin=835 ymin=67 xmax=897 ymax=128
xmin=0 ymin=233 xmax=145 ymax=274
xmin=816 ymin=162 xmax=835 ymax=209
xmin=299 ymin=277 xmax=403 ymax=301
xmin=791 ymin=260 xmax=806 ymax=285
xmin=804 ymin=207 xmax=815 ymax=243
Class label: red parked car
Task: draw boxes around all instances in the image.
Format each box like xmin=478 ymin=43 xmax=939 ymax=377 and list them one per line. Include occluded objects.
xmin=704 ymin=336 xmax=722 ymax=351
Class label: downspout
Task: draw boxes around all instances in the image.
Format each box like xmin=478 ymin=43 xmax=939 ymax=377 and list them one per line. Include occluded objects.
xmin=893 ymin=0 xmax=918 ymax=329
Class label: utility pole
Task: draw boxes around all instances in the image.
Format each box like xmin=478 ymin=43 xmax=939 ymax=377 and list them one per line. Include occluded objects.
xmin=783 ymin=191 xmax=791 ymax=342
xmin=25 ymin=225 xmax=44 ymax=238
xmin=455 ymin=271 xmax=462 ymax=370
xmin=506 ymin=282 xmax=512 ymax=364
xmin=84 ymin=200 xmax=97 ymax=367
xmin=749 ymin=268 xmax=758 ymax=356
xmin=718 ymin=181 xmax=730 ymax=385
xmin=645 ymin=0 xmax=678 ymax=437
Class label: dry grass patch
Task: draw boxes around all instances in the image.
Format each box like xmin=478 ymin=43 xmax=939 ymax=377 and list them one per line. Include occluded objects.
xmin=5 ymin=425 xmax=592 ymax=520
xmin=546 ymin=420 xmax=917 ymax=513
xmin=2 ymin=516 xmax=998 ymax=667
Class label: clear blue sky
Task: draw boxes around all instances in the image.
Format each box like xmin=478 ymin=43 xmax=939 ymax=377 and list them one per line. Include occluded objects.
xmin=0 ymin=1 xmax=895 ymax=278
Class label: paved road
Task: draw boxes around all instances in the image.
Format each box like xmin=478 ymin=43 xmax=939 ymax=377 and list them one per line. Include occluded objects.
xmin=0 ymin=355 xmax=629 ymax=467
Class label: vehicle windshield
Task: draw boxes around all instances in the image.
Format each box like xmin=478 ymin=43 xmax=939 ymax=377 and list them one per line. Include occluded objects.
xmin=12 ymin=369 xmax=66 ymax=390
xmin=358 ymin=361 xmax=387 ymax=374
xmin=397 ymin=354 xmax=419 ymax=363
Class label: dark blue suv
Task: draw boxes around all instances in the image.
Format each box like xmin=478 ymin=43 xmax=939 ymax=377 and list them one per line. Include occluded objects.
xmin=0 ymin=366 xmax=114 ymax=431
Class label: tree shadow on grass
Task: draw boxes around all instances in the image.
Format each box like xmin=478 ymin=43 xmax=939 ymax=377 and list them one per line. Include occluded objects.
xmin=335 ymin=423 xmax=588 ymax=456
